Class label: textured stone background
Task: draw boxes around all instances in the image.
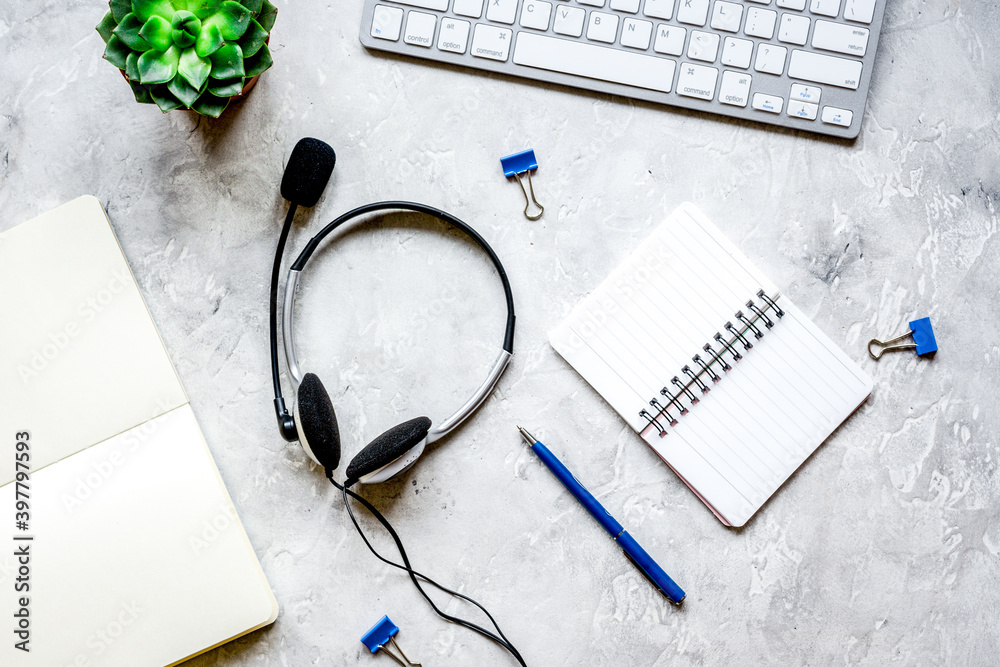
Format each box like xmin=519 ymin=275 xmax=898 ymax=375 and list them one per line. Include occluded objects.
xmin=2 ymin=0 xmax=999 ymax=664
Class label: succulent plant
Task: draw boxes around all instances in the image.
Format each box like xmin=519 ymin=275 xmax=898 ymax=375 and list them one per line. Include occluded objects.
xmin=96 ymin=0 xmax=276 ymax=117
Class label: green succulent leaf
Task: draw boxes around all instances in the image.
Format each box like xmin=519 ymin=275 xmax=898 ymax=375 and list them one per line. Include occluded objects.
xmin=149 ymin=85 xmax=184 ymax=112
xmin=138 ymin=45 xmax=181 ymax=84
xmin=129 ymin=80 xmax=154 ymax=104
xmin=207 ymin=76 xmax=244 ymax=97
xmin=96 ymin=11 xmax=118 ymax=43
xmin=192 ymin=92 xmax=231 ymax=118
xmin=238 ymin=0 xmax=262 ymax=14
xmin=113 ymin=13 xmax=154 ymax=51
xmin=208 ymin=1 xmax=252 ymax=41
xmin=133 ymin=0 xmax=175 ymax=22
xmin=243 ymin=42 xmax=272 ymax=77
xmin=125 ymin=51 xmax=141 ymax=80
xmin=103 ymin=35 xmax=131 ymax=69
xmin=167 ymin=76 xmax=203 ymax=107
xmin=209 ymin=43 xmax=244 ymax=79
xmin=171 ymin=11 xmax=201 ymax=48
xmin=178 ymin=48 xmax=212 ymax=89
xmin=195 ymin=21 xmax=224 ymax=57
xmin=257 ymin=0 xmax=277 ymax=32
xmin=110 ymin=0 xmax=132 ymax=23
xmin=139 ymin=15 xmax=173 ymax=51
xmin=237 ymin=18 xmax=267 ymax=58
xmin=190 ymin=0 xmax=224 ymax=20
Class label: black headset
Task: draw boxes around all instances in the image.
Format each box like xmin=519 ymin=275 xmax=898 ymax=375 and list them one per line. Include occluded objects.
xmin=268 ymin=138 xmax=526 ymax=665
xmin=270 ymin=138 xmax=516 ymax=486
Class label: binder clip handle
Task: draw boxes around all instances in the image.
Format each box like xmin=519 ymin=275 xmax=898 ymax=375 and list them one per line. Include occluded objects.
xmin=868 ymin=317 xmax=937 ymax=360
xmin=501 ymin=149 xmax=544 ymax=221
xmin=361 ymin=616 xmax=421 ymax=666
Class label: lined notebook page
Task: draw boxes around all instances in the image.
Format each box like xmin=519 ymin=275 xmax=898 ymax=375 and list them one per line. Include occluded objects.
xmin=549 ymin=203 xmax=872 ymax=527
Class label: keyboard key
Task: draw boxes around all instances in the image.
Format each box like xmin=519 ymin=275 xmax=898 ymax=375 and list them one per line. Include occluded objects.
xmin=472 ymin=23 xmax=513 ymax=60
xmin=513 ymin=32 xmax=676 ymax=91
xmin=719 ymin=70 xmax=751 ymax=106
xmin=812 ymin=20 xmax=869 ymax=56
xmin=676 ymin=0 xmax=710 ymax=26
xmin=778 ymin=13 xmax=810 ymax=44
xmin=620 ymin=18 xmax=653 ymax=49
xmin=404 ymin=11 xmax=436 ymax=46
xmin=553 ymin=5 xmax=586 ymax=35
xmin=721 ymin=36 xmax=752 ymax=68
xmin=752 ymin=92 xmax=783 ymax=113
xmin=710 ymin=1 xmax=743 ymax=32
xmin=746 ymin=0 xmax=771 ymax=4
xmin=642 ymin=0 xmax=674 ymax=19
xmin=386 ymin=0 xmax=448 ymax=11
xmin=371 ymin=4 xmax=404 ymax=40
xmin=438 ymin=17 xmax=471 ymax=52
xmin=753 ymin=44 xmax=786 ymax=74
xmin=520 ymin=0 xmax=553 ymax=30
xmin=809 ymin=0 xmax=841 ymax=17
xmin=578 ymin=0 xmax=606 ymax=7
xmin=486 ymin=0 xmax=518 ymax=23
xmin=787 ymin=100 xmax=818 ymax=119
xmin=677 ymin=62 xmax=718 ymax=100
xmin=777 ymin=0 xmax=805 ymax=8
xmin=821 ymin=105 xmax=853 ymax=126
xmin=587 ymin=11 xmax=620 ymax=42
xmin=610 ymin=0 xmax=641 ymax=12
xmin=653 ymin=24 xmax=685 ymax=55
xmin=744 ymin=7 xmax=777 ymax=38
xmin=453 ymin=0 xmax=484 ymax=17
xmin=688 ymin=30 xmax=720 ymax=62
xmin=788 ymin=49 xmax=861 ymax=88
xmin=843 ymin=0 xmax=875 ymax=23
xmin=789 ymin=82 xmax=821 ymax=102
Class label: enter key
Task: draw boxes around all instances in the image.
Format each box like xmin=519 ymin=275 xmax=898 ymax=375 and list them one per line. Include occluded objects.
xmin=812 ymin=20 xmax=870 ymax=57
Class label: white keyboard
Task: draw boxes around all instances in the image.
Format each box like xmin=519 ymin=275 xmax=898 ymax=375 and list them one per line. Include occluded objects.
xmin=359 ymin=0 xmax=886 ymax=138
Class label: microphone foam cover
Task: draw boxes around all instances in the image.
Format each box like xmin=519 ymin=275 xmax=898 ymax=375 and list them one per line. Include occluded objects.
xmin=346 ymin=416 xmax=431 ymax=482
xmin=295 ymin=373 xmax=341 ymax=469
xmin=281 ymin=138 xmax=336 ymax=207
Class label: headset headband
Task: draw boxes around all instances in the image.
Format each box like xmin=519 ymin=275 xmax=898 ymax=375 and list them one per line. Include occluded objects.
xmin=281 ymin=201 xmax=516 ymax=444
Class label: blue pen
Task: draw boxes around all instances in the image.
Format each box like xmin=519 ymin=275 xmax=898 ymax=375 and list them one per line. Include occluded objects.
xmin=518 ymin=426 xmax=685 ymax=604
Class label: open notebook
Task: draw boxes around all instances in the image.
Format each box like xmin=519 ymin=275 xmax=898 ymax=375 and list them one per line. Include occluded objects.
xmin=0 ymin=197 xmax=278 ymax=665
xmin=550 ymin=203 xmax=872 ymax=527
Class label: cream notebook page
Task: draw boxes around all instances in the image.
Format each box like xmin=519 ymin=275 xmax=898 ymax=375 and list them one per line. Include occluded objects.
xmin=0 ymin=197 xmax=278 ymax=666
xmin=550 ymin=203 xmax=872 ymax=527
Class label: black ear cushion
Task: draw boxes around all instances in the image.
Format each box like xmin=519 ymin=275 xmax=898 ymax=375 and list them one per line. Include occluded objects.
xmin=296 ymin=373 xmax=341 ymax=469
xmin=345 ymin=416 xmax=431 ymax=481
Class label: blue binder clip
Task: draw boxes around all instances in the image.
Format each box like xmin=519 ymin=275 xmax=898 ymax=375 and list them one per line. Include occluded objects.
xmin=361 ymin=616 xmax=421 ymax=666
xmin=868 ymin=317 xmax=938 ymax=360
xmin=500 ymin=149 xmax=544 ymax=220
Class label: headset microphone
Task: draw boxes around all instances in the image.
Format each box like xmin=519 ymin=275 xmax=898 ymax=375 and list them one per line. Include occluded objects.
xmin=271 ymin=138 xmax=338 ymax=448
xmin=280 ymin=138 xmax=337 ymax=207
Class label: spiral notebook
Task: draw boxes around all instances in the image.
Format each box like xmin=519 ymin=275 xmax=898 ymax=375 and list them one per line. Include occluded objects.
xmin=549 ymin=203 xmax=872 ymax=527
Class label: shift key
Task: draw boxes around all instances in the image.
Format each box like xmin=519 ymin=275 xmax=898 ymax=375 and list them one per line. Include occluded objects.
xmin=387 ymin=0 xmax=449 ymax=11
xmin=788 ymin=50 xmax=862 ymax=90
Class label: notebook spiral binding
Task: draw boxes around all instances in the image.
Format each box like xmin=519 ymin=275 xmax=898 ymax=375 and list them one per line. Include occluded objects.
xmin=639 ymin=290 xmax=784 ymax=438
